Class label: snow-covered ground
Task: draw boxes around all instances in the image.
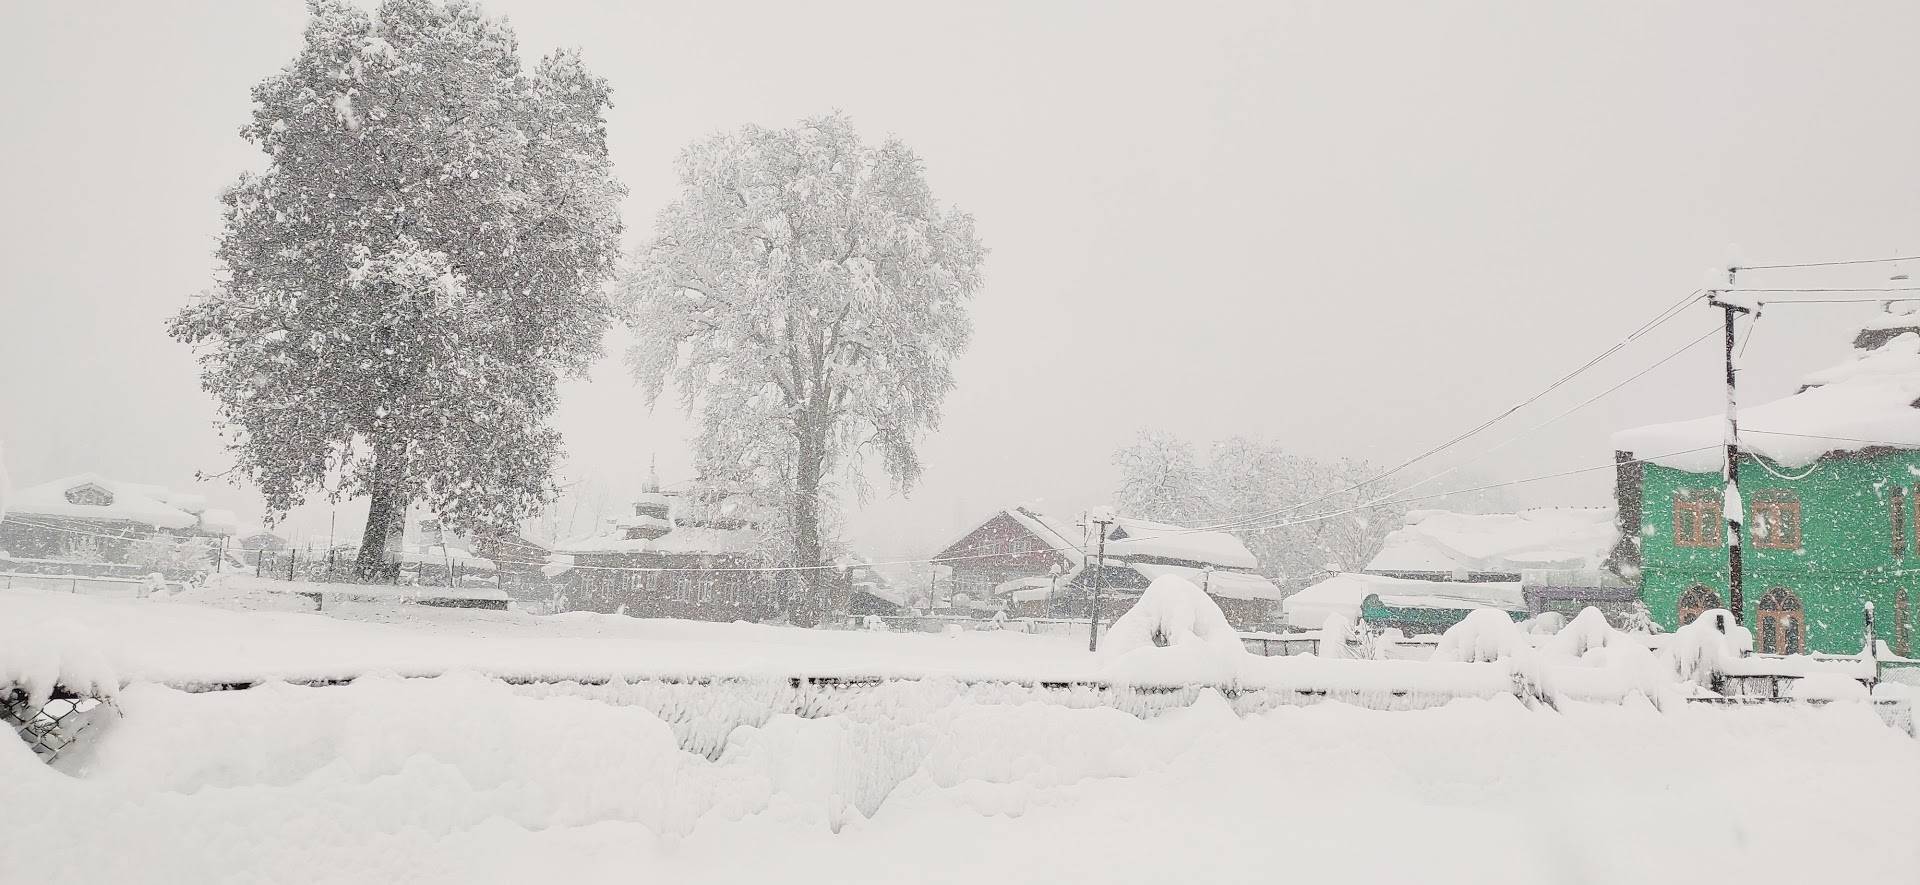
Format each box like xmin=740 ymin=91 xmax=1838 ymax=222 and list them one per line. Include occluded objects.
xmin=0 ymin=584 xmax=1101 ymax=686
xmin=4 ymin=673 xmax=1916 ymax=884
xmin=4 ymin=586 xmax=1918 ymax=884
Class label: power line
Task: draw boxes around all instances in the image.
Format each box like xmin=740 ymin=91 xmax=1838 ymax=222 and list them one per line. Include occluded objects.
xmin=1165 ymin=288 xmax=1706 ymax=535
xmin=1722 ymin=287 xmax=1920 ymax=294
xmin=1733 ymin=255 xmax=1920 ymax=271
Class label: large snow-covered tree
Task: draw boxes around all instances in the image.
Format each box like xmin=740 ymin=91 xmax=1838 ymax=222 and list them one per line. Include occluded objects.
xmin=622 ymin=114 xmax=985 ymax=619
xmin=1112 ymin=432 xmax=1407 ymax=590
xmin=168 ymin=0 xmax=625 ymax=579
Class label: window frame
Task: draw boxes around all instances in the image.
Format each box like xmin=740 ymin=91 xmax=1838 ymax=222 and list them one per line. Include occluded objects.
xmin=1748 ymin=490 xmax=1803 ymax=551
xmin=1672 ymin=489 xmax=1723 ymax=549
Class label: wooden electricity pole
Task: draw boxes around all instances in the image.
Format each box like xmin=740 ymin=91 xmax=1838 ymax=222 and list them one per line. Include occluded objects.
xmin=1708 ymin=270 xmax=1752 ymax=625
xmin=1087 ymin=511 xmax=1114 ymax=652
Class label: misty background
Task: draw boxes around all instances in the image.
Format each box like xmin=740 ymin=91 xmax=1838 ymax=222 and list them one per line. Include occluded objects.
xmin=3 ymin=1 xmax=1917 ymax=558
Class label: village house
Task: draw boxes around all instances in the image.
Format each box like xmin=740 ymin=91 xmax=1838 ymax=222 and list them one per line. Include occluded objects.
xmin=473 ymin=529 xmax=555 ymax=607
xmin=932 ymin=506 xmax=1284 ymax=629
xmin=1609 ymin=302 xmax=1920 ymax=656
xmin=0 ymin=473 xmax=240 ymax=579
xmin=549 ymin=474 xmax=780 ymax=622
xmin=1285 ymin=507 xmax=1623 ymax=632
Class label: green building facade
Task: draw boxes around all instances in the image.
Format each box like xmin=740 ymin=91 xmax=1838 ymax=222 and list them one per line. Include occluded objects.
xmin=1613 ymin=449 xmax=1920 ymax=657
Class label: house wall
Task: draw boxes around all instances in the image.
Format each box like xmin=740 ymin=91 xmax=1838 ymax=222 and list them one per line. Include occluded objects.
xmin=563 ymin=552 xmax=847 ymax=623
xmin=1632 ymin=451 xmax=1920 ymax=655
xmin=939 ymin=512 xmax=1071 ymax=602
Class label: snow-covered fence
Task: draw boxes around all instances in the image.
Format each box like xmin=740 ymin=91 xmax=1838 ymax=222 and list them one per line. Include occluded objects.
xmin=0 ymin=570 xmax=186 ymax=597
xmin=2 ymin=688 xmax=114 ymax=765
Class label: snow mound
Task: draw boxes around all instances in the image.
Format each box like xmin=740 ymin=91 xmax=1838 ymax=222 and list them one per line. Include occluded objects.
xmin=1101 ymin=576 xmax=1247 ymax=685
xmin=0 ymin=617 xmax=118 ymax=706
xmin=1791 ymin=673 xmax=1869 ymax=701
xmin=1433 ymin=608 xmax=1525 ymax=663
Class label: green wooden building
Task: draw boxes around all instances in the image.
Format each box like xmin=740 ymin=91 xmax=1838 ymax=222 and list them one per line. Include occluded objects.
xmin=1609 ymin=307 xmax=1920 ymax=656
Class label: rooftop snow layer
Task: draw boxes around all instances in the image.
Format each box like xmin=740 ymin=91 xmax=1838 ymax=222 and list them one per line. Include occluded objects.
xmin=1366 ymin=508 xmax=1616 ymax=576
xmin=1283 ymin=573 xmax=1524 ymax=629
xmin=1613 ymin=330 xmax=1920 ymax=472
xmin=1128 ymin=563 xmax=1283 ymax=601
xmin=1104 ymin=522 xmax=1259 ymax=570
xmin=6 ymin=473 xmax=201 ymax=531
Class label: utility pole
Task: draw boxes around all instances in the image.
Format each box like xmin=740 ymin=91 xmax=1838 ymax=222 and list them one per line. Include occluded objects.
xmin=1086 ymin=511 xmax=1115 ymax=652
xmin=1708 ymin=269 xmax=1753 ymax=624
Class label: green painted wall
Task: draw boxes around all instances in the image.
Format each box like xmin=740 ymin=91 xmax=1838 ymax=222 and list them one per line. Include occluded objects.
xmin=1632 ymin=450 xmax=1920 ymax=655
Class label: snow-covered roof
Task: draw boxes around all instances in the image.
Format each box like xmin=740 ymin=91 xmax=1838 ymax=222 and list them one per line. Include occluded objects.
xmin=553 ymin=523 xmax=761 ymax=556
xmin=855 ymin=581 xmax=908 ymax=607
xmin=1283 ymin=573 xmax=1524 ymax=629
xmin=198 ymin=508 xmax=241 ymax=537
xmin=1001 ymin=507 xmax=1092 ymax=566
xmin=938 ymin=507 xmax=1263 ymax=573
xmin=1613 ymin=328 xmax=1920 ymax=472
xmin=1128 ymin=562 xmax=1282 ymax=600
xmin=1104 ymin=520 xmax=1259 ymax=570
xmin=1365 ymin=507 xmax=1616 ymax=577
xmin=7 ymin=473 xmax=202 ymax=531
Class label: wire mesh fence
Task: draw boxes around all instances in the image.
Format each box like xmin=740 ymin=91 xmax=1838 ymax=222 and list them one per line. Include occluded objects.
xmin=2 ymin=689 xmax=116 ymax=765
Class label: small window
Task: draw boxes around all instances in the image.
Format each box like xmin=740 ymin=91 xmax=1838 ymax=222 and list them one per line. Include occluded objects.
xmin=1672 ymin=490 xmax=1723 ymax=548
xmin=1750 ymin=490 xmax=1802 ymax=550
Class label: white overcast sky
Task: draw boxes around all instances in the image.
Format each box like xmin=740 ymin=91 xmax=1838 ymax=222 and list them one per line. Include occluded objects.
xmin=3 ymin=1 xmax=1918 ymax=556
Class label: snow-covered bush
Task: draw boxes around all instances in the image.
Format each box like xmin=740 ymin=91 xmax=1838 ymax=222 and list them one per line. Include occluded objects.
xmin=1665 ymin=609 xmax=1751 ymax=688
xmin=1433 ymin=609 xmax=1526 ymax=663
xmin=1101 ymin=576 xmax=1247 ymax=685
xmin=1543 ymin=606 xmax=1618 ymax=660
xmin=1522 ymin=611 xmax=1567 ymax=636
xmin=1318 ymin=613 xmax=1354 ymax=659
xmin=863 ymin=615 xmax=888 ymax=632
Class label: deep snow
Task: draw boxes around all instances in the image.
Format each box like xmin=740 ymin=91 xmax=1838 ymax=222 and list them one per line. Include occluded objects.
xmin=3 ymin=673 xmax=1916 ymax=885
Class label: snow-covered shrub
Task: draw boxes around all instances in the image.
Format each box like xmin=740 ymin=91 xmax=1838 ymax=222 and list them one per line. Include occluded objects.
xmin=1318 ymin=613 xmax=1354 ymax=659
xmin=1543 ymin=606 xmax=1619 ymax=660
xmin=1101 ymin=576 xmax=1247 ymax=685
xmin=1371 ymin=627 xmax=1405 ymax=661
xmin=1433 ymin=609 xmax=1526 ymax=663
xmin=1665 ymin=609 xmax=1751 ymax=688
xmin=863 ymin=615 xmax=888 ymax=632
xmin=1522 ymin=611 xmax=1567 ymax=636
xmin=1621 ymin=599 xmax=1662 ymax=635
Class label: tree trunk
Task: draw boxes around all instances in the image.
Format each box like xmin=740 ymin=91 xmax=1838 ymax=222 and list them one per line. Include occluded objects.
xmin=790 ymin=422 xmax=826 ymax=626
xmin=355 ymin=445 xmax=408 ymax=582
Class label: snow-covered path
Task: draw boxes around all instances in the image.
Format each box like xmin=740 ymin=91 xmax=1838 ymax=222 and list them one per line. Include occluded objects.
xmin=4 ymin=672 xmax=1916 ymax=885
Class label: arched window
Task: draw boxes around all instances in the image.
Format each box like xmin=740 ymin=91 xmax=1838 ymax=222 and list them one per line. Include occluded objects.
xmin=1677 ymin=585 xmax=1721 ymax=627
xmin=1897 ymin=589 xmax=1912 ymax=658
xmin=1757 ymin=587 xmax=1806 ymax=655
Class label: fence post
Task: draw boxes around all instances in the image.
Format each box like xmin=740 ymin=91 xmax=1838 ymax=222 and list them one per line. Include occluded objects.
xmin=287 ymin=549 xmax=297 ymax=582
